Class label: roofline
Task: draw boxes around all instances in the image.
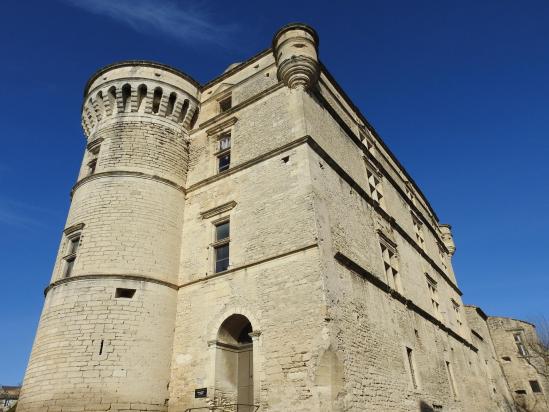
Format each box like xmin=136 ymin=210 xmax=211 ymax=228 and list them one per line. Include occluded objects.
xmin=464 ymin=304 xmax=488 ymax=320
xmin=272 ymin=22 xmax=319 ymax=50
xmin=83 ymin=60 xmax=201 ymax=97
xmin=201 ymin=48 xmax=272 ymax=90
xmin=487 ymin=316 xmax=537 ymax=328
xmin=318 ymin=61 xmax=441 ymax=222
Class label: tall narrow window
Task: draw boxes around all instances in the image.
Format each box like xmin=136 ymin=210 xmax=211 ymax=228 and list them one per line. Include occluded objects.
xmin=513 ymin=332 xmax=528 ymax=356
xmin=216 ymin=132 xmax=231 ymax=173
xmin=452 ymin=299 xmax=462 ymax=329
xmin=446 ymin=361 xmax=457 ymax=398
xmin=412 ymin=215 xmax=425 ymax=250
xmin=405 ymin=184 xmax=417 ymax=207
xmin=63 ymin=234 xmax=80 ymax=278
xmin=108 ymin=86 xmax=117 ymax=115
xmin=380 ymin=241 xmax=400 ymax=292
xmin=426 ymin=275 xmax=440 ymax=319
xmin=406 ymin=347 xmax=418 ymax=389
xmin=152 ymin=87 xmax=163 ymax=114
xmin=367 ymin=169 xmax=385 ymax=209
xmin=214 ymin=220 xmax=230 ymax=273
xmin=137 ymin=84 xmax=147 ymax=112
xmin=166 ymin=92 xmax=177 ymax=116
xmin=121 ymin=83 xmax=131 ymax=112
xmin=219 ymin=94 xmax=232 ymax=113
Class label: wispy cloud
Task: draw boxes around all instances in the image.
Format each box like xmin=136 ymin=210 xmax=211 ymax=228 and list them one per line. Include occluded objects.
xmin=61 ymin=0 xmax=238 ymax=47
xmin=0 ymin=198 xmax=58 ymax=230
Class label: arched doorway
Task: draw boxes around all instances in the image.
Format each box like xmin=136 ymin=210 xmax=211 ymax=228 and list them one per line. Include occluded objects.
xmin=214 ymin=314 xmax=254 ymax=411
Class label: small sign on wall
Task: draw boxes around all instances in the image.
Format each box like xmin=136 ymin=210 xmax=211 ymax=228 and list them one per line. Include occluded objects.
xmin=194 ymin=388 xmax=207 ymax=398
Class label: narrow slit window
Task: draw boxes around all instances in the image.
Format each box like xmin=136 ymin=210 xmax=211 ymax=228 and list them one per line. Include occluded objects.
xmin=213 ymin=221 xmax=230 ymax=273
xmin=137 ymin=84 xmax=147 ymax=112
xmin=99 ymin=339 xmax=104 ymax=355
xmin=406 ymin=347 xmax=417 ymax=389
xmin=446 ymin=361 xmax=457 ymax=398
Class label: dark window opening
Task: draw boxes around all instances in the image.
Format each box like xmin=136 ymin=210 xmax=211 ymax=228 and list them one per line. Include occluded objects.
xmin=406 ymin=347 xmax=417 ymax=389
xmin=218 ymin=153 xmax=230 ymax=172
xmin=219 ymin=95 xmax=232 ymax=113
xmin=122 ymin=84 xmax=131 ymax=112
xmin=99 ymin=339 xmax=104 ymax=355
xmin=530 ymin=380 xmax=542 ymax=393
xmin=115 ymin=288 xmax=136 ymax=299
xmin=502 ymin=356 xmax=511 ymax=362
xmin=282 ymin=156 xmax=290 ymax=163
xmin=64 ymin=256 xmax=75 ymax=278
xmin=108 ymin=86 xmax=117 ymax=114
xmin=515 ymin=390 xmax=527 ymax=395
xmin=137 ymin=84 xmax=147 ymax=111
xmin=166 ymin=92 xmax=177 ymax=116
xmin=152 ymin=87 xmax=163 ymax=114
xmin=88 ymin=159 xmax=97 ymax=176
xmin=214 ymin=221 xmax=230 ymax=273
xmin=178 ymin=99 xmax=189 ymax=123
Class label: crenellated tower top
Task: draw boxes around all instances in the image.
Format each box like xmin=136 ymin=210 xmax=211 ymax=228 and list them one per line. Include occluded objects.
xmin=81 ymin=61 xmax=201 ymax=139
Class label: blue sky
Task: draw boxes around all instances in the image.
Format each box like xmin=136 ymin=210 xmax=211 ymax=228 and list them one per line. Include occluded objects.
xmin=1 ymin=0 xmax=548 ymax=384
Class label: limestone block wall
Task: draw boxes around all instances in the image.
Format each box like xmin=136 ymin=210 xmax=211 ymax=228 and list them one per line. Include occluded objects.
xmin=18 ymin=278 xmax=177 ymax=412
xmin=464 ymin=306 xmax=515 ymax=410
xmin=488 ymin=317 xmax=549 ymax=412
xmin=19 ymin=62 xmax=199 ymax=412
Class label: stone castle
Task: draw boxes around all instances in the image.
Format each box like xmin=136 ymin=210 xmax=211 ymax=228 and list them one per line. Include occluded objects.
xmin=17 ymin=24 xmax=548 ymax=412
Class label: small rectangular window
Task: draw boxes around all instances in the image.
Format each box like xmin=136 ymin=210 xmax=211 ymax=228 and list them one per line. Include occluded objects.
xmin=115 ymin=288 xmax=136 ymax=299
xmin=529 ymin=380 xmax=542 ymax=393
xmin=86 ymin=145 xmax=100 ymax=176
xmin=406 ymin=347 xmax=417 ymax=389
xmin=218 ymin=153 xmax=231 ymax=172
xmin=426 ymin=275 xmax=440 ymax=319
xmin=214 ymin=220 xmax=230 ymax=273
xmin=219 ymin=95 xmax=232 ymax=113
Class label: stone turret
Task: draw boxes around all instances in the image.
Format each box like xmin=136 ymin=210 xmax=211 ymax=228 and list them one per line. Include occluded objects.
xmin=18 ymin=62 xmax=200 ymax=411
xmin=273 ymin=23 xmax=320 ymax=90
xmin=439 ymin=224 xmax=456 ymax=256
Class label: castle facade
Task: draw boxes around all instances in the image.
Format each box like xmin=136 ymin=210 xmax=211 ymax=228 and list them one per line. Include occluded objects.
xmin=18 ymin=24 xmax=548 ymax=412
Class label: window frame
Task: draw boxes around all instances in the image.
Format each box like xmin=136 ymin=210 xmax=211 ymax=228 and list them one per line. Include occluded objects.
xmin=63 ymin=233 xmax=81 ymax=278
xmin=513 ymin=332 xmax=529 ymax=357
xmin=212 ymin=218 xmax=231 ymax=273
xmin=218 ymin=94 xmax=232 ymax=114
xmin=366 ymin=166 xmax=386 ymax=210
xmin=412 ymin=213 xmax=425 ymax=250
xmin=426 ymin=274 xmax=441 ymax=319
xmin=215 ymin=131 xmax=232 ymax=173
xmin=379 ymin=235 xmax=401 ymax=292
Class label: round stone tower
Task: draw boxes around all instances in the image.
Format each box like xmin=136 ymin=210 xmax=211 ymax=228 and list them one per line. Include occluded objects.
xmin=18 ymin=62 xmax=200 ymax=412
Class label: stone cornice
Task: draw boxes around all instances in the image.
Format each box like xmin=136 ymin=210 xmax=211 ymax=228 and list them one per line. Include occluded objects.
xmin=44 ymin=273 xmax=178 ymax=296
xmin=200 ymin=201 xmax=237 ymax=219
xmin=179 ymin=243 xmax=318 ymax=289
xmin=334 ymin=252 xmax=477 ymax=352
xmin=71 ymin=170 xmax=186 ymax=198
xmin=205 ymin=117 xmax=238 ymax=136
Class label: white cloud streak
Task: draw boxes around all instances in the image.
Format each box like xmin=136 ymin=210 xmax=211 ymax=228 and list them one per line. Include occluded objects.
xmin=61 ymin=0 xmax=237 ymax=47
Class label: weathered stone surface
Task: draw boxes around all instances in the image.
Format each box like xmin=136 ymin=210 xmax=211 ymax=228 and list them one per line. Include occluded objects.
xmin=18 ymin=23 xmax=548 ymax=412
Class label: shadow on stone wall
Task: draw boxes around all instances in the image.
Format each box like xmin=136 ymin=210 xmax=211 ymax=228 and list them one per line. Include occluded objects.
xmin=419 ymin=400 xmax=434 ymax=412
